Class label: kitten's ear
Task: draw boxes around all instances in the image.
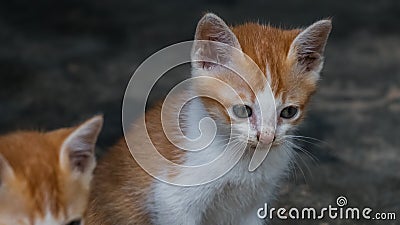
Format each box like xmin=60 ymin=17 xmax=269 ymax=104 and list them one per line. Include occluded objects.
xmin=192 ymin=13 xmax=241 ymax=71
xmin=0 ymin=154 xmax=14 ymax=188
xmin=289 ymin=19 xmax=332 ymax=76
xmin=60 ymin=116 xmax=103 ymax=176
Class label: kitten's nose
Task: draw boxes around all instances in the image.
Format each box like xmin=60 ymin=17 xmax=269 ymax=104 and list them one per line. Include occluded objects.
xmin=256 ymin=131 xmax=275 ymax=144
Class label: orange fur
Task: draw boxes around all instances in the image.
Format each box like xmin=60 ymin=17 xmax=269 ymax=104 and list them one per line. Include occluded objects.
xmin=86 ymin=102 xmax=184 ymax=225
xmin=0 ymin=116 xmax=103 ymax=225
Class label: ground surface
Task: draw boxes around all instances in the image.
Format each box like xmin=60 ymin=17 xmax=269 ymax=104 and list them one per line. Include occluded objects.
xmin=0 ymin=0 xmax=399 ymax=224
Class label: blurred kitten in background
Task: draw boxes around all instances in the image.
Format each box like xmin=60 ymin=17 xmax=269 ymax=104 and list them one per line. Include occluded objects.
xmin=0 ymin=116 xmax=103 ymax=225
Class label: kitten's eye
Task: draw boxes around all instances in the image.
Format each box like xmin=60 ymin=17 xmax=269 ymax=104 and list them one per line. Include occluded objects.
xmin=65 ymin=219 xmax=81 ymax=225
xmin=232 ymin=104 xmax=252 ymax=118
xmin=280 ymin=106 xmax=299 ymax=119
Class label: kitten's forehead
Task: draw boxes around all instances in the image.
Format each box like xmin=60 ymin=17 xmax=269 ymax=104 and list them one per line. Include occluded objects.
xmin=232 ymin=23 xmax=299 ymax=77
xmin=231 ymin=23 xmax=316 ymax=104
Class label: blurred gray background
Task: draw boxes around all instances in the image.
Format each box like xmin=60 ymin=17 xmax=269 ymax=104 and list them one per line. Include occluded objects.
xmin=0 ymin=0 xmax=399 ymax=224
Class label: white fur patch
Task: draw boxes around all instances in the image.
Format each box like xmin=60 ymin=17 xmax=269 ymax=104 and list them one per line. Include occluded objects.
xmin=34 ymin=209 xmax=60 ymax=225
xmin=149 ymin=96 xmax=294 ymax=225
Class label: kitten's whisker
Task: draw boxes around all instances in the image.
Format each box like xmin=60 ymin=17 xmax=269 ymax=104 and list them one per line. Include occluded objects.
xmin=285 ymin=143 xmax=308 ymax=183
xmin=284 ymin=134 xmax=330 ymax=147
xmin=285 ymin=135 xmax=323 ymax=142
xmin=286 ymin=137 xmax=321 ymax=147
xmin=294 ymin=150 xmax=314 ymax=181
xmin=282 ymin=145 xmax=298 ymax=182
xmin=284 ymin=140 xmax=316 ymax=182
xmin=284 ymin=140 xmax=319 ymax=164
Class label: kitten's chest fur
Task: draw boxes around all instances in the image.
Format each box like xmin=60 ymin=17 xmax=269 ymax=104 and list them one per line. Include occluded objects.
xmin=151 ymin=138 xmax=292 ymax=225
xmin=151 ymin=98 xmax=292 ymax=224
xmin=201 ymin=160 xmax=278 ymax=224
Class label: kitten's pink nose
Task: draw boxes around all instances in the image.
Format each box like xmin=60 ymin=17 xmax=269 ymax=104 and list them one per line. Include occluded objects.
xmin=257 ymin=131 xmax=275 ymax=144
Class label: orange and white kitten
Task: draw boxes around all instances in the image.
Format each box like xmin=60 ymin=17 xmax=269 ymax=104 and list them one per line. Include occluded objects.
xmin=0 ymin=116 xmax=103 ymax=225
xmin=87 ymin=13 xmax=331 ymax=225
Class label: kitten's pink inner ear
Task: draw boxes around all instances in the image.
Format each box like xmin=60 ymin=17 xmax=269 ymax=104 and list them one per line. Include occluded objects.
xmin=194 ymin=13 xmax=241 ymax=49
xmin=60 ymin=115 xmax=103 ymax=174
xmin=192 ymin=13 xmax=242 ymax=71
xmin=289 ymin=19 xmax=332 ymax=73
xmin=0 ymin=154 xmax=15 ymax=186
